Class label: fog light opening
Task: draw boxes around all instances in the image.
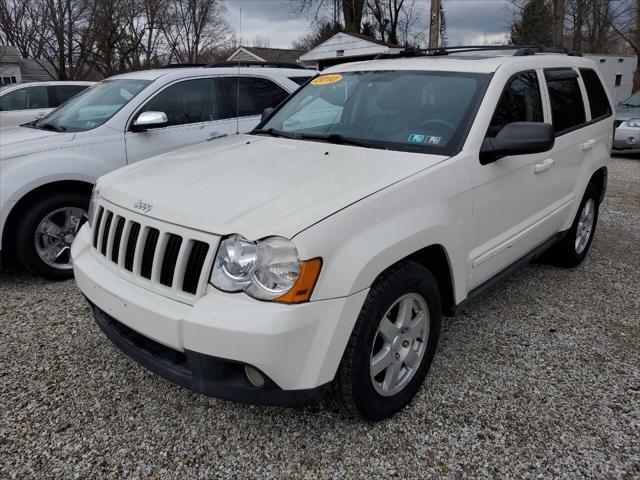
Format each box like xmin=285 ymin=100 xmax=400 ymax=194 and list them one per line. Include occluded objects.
xmin=245 ymin=365 xmax=265 ymax=388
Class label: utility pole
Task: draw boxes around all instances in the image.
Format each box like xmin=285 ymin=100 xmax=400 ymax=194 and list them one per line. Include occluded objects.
xmin=429 ymin=0 xmax=441 ymax=50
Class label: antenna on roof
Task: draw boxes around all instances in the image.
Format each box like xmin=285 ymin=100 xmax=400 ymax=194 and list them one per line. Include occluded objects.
xmin=235 ymin=7 xmax=242 ymax=135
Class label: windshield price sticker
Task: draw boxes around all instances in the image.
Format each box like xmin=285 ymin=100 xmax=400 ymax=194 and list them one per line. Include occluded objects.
xmin=311 ymin=74 xmax=343 ymax=86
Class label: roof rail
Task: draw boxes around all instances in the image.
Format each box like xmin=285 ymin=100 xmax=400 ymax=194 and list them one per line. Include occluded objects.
xmin=205 ymin=60 xmax=308 ymax=70
xmin=160 ymin=63 xmax=207 ymax=69
xmin=374 ymin=44 xmax=582 ymax=60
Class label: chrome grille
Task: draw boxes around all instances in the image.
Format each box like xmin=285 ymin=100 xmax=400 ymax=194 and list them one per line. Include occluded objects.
xmin=90 ymin=203 xmax=217 ymax=302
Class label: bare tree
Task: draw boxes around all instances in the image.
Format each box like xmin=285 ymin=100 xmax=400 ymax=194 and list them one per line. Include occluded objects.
xmin=290 ymin=0 xmax=365 ymax=33
xmin=163 ymin=0 xmax=232 ymax=63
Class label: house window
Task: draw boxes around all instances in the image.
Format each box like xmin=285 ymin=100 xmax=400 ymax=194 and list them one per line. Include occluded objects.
xmin=599 ymin=59 xmax=606 ymax=63
xmin=1 ymin=76 xmax=17 ymax=85
xmin=336 ymin=50 xmax=344 ymax=57
xmin=615 ymin=74 xmax=622 ymax=87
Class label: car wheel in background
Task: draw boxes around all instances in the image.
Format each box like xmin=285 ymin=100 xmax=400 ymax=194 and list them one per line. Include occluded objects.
xmin=14 ymin=192 xmax=89 ymax=280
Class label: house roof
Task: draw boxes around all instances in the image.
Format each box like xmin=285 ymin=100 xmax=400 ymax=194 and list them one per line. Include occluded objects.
xmin=0 ymin=46 xmax=54 ymax=82
xmin=299 ymin=32 xmax=403 ymax=63
xmin=343 ymin=32 xmax=399 ymax=48
xmin=229 ymin=47 xmax=308 ymax=63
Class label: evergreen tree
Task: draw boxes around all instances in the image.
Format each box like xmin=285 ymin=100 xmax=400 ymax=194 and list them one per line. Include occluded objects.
xmin=510 ymin=0 xmax=554 ymax=46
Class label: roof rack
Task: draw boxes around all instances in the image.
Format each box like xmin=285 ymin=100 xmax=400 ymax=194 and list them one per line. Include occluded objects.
xmin=205 ymin=60 xmax=308 ymax=70
xmin=374 ymin=44 xmax=582 ymax=60
xmin=160 ymin=63 xmax=207 ymax=69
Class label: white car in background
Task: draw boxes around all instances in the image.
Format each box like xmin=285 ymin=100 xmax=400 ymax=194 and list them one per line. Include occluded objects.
xmin=0 ymin=81 xmax=93 ymax=127
xmin=0 ymin=63 xmax=315 ymax=279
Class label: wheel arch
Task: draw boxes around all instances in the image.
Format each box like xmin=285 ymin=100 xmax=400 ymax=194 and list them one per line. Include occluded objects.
xmin=589 ymin=166 xmax=607 ymax=204
xmin=2 ymin=180 xmax=93 ymax=258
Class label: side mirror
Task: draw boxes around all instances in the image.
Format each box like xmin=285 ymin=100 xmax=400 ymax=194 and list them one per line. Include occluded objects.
xmin=261 ymin=107 xmax=274 ymax=121
xmin=131 ymin=111 xmax=168 ymax=132
xmin=480 ymin=122 xmax=555 ymax=165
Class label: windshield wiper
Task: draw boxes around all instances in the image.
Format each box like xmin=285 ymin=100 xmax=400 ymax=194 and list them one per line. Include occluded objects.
xmin=299 ymin=133 xmax=379 ymax=149
xmin=252 ymin=128 xmax=300 ymax=140
xmin=36 ymin=122 xmax=67 ymax=132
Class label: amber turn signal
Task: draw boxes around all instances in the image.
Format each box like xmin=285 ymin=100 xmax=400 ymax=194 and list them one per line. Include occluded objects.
xmin=274 ymin=258 xmax=322 ymax=304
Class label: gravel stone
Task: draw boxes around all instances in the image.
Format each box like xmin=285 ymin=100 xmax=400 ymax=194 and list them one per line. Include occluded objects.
xmin=1 ymin=155 xmax=638 ymax=479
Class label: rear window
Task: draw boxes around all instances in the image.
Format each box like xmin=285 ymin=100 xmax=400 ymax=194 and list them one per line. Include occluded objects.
xmin=579 ymin=68 xmax=611 ymax=120
xmin=545 ymin=69 xmax=586 ymax=134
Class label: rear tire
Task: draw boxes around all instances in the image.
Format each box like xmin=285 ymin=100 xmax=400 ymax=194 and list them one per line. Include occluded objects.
xmin=14 ymin=192 xmax=89 ymax=280
xmin=330 ymin=260 xmax=441 ymax=421
xmin=543 ymin=182 xmax=599 ymax=268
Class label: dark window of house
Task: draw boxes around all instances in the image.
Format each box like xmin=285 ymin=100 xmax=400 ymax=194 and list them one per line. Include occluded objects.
xmin=487 ymin=71 xmax=543 ymax=137
xmin=140 ymin=78 xmax=218 ymax=126
xmin=217 ymin=76 xmax=289 ymax=118
xmin=49 ymin=84 xmax=90 ymax=107
xmin=545 ymin=69 xmax=586 ymax=134
xmin=579 ymin=68 xmax=611 ymax=120
xmin=614 ymin=74 xmax=622 ymax=87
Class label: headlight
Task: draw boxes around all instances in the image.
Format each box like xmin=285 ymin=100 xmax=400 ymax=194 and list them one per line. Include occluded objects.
xmin=87 ymin=185 xmax=100 ymax=227
xmin=626 ymin=118 xmax=640 ymax=128
xmin=211 ymin=235 xmax=321 ymax=303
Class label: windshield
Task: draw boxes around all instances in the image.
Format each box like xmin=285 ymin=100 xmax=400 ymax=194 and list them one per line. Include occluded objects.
xmin=32 ymin=79 xmax=151 ymax=132
xmin=620 ymin=91 xmax=640 ymax=107
xmin=258 ymin=70 xmax=490 ymax=155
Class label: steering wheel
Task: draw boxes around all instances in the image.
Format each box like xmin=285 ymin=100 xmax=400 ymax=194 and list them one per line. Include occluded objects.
xmin=417 ymin=119 xmax=456 ymax=139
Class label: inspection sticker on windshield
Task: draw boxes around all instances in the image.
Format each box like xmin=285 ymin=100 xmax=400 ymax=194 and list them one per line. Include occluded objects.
xmin=311 ymin=74 xmax=343 ymax=85
xmin=408 ymin=134 xmax=426 ymax=143
xmin=425 ymin=136 xmax=442 ymax=145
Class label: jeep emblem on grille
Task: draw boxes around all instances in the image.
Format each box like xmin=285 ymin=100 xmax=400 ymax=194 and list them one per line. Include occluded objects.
xmin=133 ymin=199 xmax=153 ymax=213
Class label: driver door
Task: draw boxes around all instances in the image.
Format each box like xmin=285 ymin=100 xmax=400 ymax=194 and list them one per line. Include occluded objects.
xmin=124 ymin=77 xmax=233 ymax=164
xmin=468 ymin=70 xmax=557 ymax=289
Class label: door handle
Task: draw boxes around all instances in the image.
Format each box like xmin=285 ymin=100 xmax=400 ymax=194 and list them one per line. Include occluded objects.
xmin=581 ymin=139 xmax=596 ymax=151
xmin=534 ymin=158 xmax=554 ymax=173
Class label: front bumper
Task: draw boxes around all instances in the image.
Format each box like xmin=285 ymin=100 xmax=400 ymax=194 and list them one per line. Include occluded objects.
xmin=72 ymin=225 xmax=368 ymax=405
xmin=613 ymin=125 xmax=640 ymax=150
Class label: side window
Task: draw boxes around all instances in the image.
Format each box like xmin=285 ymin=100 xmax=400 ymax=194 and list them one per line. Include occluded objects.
xmin=288 ymin=76 xmax=312 ymax=87
xmin=49 ymin=85 xmax=89 ymax=108
xmin=217 ymin=76 xmax=289 ymax=118
xmin=487 ymin=71 xmax=543 ymax=137
xmin=140 ymin=78 xmax=218 ymax=127
xmin=544 ymin=69 xmax=586 ymax=134
xmin=579 ymin=69 xmax=611 ymax=120
xmin=0 ymin=86 xmax=48 ymax=111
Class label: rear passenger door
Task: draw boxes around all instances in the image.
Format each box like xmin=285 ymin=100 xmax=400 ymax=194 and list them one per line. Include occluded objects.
xmin=217 ymin=76 xmax=290 ymax=133
xmin=124 ymin=77 xmax=232 ymax=164
xmin=541 ymin=68 xmax=608 ymax=230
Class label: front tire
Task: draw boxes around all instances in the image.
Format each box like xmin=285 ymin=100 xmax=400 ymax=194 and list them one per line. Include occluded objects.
xmin=331 ymin=260 xmax=441 ymax=421
xmin=14 ymin=192 xmax=89 ymax=280
xmin=544 ymin=182 xmax=600 ymax=268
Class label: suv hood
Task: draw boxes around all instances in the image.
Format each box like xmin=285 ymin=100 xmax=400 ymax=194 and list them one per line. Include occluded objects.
xmin=0 ymin=125 xmax=75 ymax=160
xmin=100 ymin=134 xmax=446 ymax=239
xmin=615 ymin=105 xmax=639 ymax=122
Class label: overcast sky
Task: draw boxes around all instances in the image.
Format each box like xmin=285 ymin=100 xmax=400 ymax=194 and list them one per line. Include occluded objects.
xmin=225 ymin=0 xmax=513 ymax=48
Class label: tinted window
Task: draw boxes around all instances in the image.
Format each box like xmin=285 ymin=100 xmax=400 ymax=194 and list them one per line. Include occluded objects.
xmin=49 ymin=84 xmax=90 ymax=107
xmin=0 ymin=86 xmax=48 ymax=111
xmin=487 ymin=71 xmax=543 ymax=137
xmin=288 ymin=76 xmax=312 ymax=86
xmin=141 ymin=78 xmax=218 ymax=126
xmin=545 ymin=69 xmax=586 ymax=134
xmin=218 ymin=77 xmax=289 ymax=118
xmin=579 ymin=69 xmax=611 ymax=120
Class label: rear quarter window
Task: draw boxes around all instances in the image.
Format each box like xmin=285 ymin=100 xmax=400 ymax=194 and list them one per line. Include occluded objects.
xmin=544 ymin=68 xmax=586 ymax=134
xmin=579 ymin=68 xmax=612 ymax=120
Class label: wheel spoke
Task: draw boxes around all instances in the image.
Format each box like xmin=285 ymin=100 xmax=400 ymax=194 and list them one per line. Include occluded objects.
xmin=404 ymin=347 xmax=421 ymax=369
xmin=396 ymin=297 xmax=414 ymax=328
xmin=53 ymin=245 xmax=70 ymax=261
xmin=382 ymin=361 xmax=401 ymax=392
xmin=371 ymin=348 xmax=393 ymax=376
xmin=40 ymin=219 xmax=62 ymax=237
xmin=378 ymin=317 xmax=399 ymax=343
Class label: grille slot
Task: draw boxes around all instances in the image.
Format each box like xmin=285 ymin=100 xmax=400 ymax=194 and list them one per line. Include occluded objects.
xmin=100 ymin=211 xmax=113 ymax=255
xmin=92 ymin=207 xmax=104 ymax=248
xmin=140 ymin=228 xmax=160 ymax=279
xmin=160 ymin=234 xmax=183 ymax=287
xmin=124 ymin=222 xmax=141 ymax=272
xmin=111 ymin=217 xmax=126 ymax=263
xmin=183 ymin=241 xmax=210 ymax=294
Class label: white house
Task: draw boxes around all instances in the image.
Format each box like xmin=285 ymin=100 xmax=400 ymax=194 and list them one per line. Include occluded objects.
xmin=586 ymin=55 xmax=637 ymax=104
xmin=0 ymin=46 xmax=54 ymax=86
xmin=299 ymin=32 xmax=403 ymax=70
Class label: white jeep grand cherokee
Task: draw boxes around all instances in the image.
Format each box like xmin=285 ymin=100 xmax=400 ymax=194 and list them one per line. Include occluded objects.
xmin=72 ymin=47 xmax=613 ymax=421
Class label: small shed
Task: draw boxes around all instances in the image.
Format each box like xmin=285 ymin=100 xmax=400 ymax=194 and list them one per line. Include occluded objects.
xmin=0 ymin=46 xmax=54 ymax=85
xmin=586 ymin=54 xmax=637 ymax=104
xmin=227 ymin=47 xmax=308 ymax=64
xmin=299 ymin=32 xmax=403 ymax=70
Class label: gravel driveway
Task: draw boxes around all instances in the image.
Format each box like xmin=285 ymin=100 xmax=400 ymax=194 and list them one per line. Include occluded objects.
xmin=1 ymin=155 xmax=639 ymax=479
